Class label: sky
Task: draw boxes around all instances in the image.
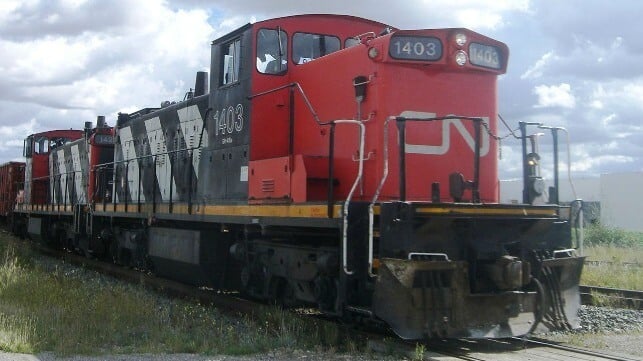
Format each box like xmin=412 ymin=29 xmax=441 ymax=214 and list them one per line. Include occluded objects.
xmin=0 ymin=0 xmax=641 ymax=181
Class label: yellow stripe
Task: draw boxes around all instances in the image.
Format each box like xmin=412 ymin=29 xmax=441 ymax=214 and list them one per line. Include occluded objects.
xmin=414 ymin=206 xmax=557 ymax=217
xmin=15 ymin=204 xmax=75 ymax=213
xmin=35 ymin=202 xmax=556 ymax=218
xmin=199 ymin=204 xmax=342 ymax=218
xmin=94 ymin=203 xmax=343 ymax=219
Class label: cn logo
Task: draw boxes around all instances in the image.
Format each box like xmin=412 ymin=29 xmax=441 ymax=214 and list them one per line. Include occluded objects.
xmin=404 ymin=114 xmax=490 ymax=156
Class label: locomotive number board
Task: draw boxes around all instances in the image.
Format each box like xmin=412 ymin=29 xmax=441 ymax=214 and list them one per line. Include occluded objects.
xmin=389 ymin=36 xmax=442 ymax=61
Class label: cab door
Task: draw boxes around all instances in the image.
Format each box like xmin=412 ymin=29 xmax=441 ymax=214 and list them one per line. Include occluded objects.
xmin=201 ymin=25 xmax=252 ymax=201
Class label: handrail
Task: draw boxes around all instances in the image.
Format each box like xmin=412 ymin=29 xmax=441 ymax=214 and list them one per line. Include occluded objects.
xmin=93 ymin=146 xmax=199 ymax=210
xmin=395 ymin=114 xmax=483 ymax=202
xmin=367 ymin=113 xmax=484 ymax=278
xmin=331 ymin=119 xmax=367 ymax=276
xmin=22 ymin=169 xmax=86 ymax=210
xmin=367 ymin=116 xmax=394 ymax=278
xmin=249 ymin=81 xmax=340 ymax=218
xmin=248 ymin=82 xmax=324 ymax=125
xmin=408 ymin=252 xmax=450 ymax=261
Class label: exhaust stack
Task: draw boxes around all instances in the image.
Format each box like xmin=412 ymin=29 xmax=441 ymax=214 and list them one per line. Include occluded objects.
xmin=194 ymin=71 xmax=208 ymax=97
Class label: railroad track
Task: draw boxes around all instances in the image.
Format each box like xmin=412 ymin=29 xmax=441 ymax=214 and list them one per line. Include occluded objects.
xmin=369 ymin=336 xmax=641 ymax=360
xmin=584 ymin=260 xmax=641 ymax=268
xmin=580 ymin=285 xmax=643 ymax=310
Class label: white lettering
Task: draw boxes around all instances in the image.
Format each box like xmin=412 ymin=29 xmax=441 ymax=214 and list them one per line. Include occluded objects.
xmin=404 ymin=116 xmax=490 ymax=156
xmin=214 ymin=103 xmax=245 ymax=136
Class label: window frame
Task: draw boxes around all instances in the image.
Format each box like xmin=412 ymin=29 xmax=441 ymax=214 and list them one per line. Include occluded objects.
xmin=292 ymin=32 xmax=341 ymax=65
xmin=220 ymin=37 xmax=242 ymax=87
xmin=256 ymin=28 xmax=289 ymax=75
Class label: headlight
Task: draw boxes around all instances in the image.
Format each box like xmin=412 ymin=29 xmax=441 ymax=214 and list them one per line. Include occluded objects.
xmin=454 ymin=50 xmax=467 ymax=66
xmin=454 ymin=33 xmax=467 ymax=47
xmin=368 ymin=47 xmax=379 ymax=59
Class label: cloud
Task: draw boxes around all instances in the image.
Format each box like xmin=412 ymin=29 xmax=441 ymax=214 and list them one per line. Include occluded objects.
xmin=0 ymin=0 xmax=217 ymax=126
xmin=0 ymin=1 xmax=222 ymax=168
xmin=521 ymin=51 xmax=557 ymax=80
xmin=533 ymin=83 xmax=576 ymax=108
xmin=0 ymin=115 xmax=39 ymax=158
xmin=183 ymin=0 xmax=530 ymax=31
xmin=0 ymin=0 xmax=132 ymax=40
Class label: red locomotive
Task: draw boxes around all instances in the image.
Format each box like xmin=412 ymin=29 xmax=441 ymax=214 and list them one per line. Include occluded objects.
xmin=11 ymin=14 xmax=584 ymax=339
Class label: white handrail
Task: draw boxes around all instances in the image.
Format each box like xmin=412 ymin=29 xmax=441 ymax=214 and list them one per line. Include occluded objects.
xmin=334 ymin=119 xmax=366 ymax=275
xmin=367 ymin=116 xmax=395 ymax=277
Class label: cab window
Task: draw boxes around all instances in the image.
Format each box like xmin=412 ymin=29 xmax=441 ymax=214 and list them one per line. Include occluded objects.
xmin=345 ymin=38 xmax=360 ymax=48
xmin=221 ymin=38 xmax=241 ymax=86
xmin=34 ymin=136 xmax=49 ymax=155
xmin=256 ymin=28 xmax=288 ymax=74
xmin=23 ymin=136 xmax=33 ymax=158
xmin=293 ymin=33 xmax=340 ymax=64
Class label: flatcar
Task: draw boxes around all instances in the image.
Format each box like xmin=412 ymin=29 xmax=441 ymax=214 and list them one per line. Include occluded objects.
xmin=11 ymin=14 xmax=584 ymax=339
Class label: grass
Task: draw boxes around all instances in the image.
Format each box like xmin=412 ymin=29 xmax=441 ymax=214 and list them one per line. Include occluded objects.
xmin=581 ymin=245 xmax=642 ymax=291
xmin=576 ymin=222 xmax=642 ymax=291
xmin=0 ymin=232 xmax=360 ymax=356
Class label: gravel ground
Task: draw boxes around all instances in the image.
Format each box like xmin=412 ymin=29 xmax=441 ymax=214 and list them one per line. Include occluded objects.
xmin=577 ymin=305 xmax=643 ymax=334
xmin=541 ymin=305 xmax=643 ymax=358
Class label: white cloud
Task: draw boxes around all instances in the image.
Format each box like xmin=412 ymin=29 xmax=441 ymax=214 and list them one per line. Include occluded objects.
xmin=588 ymin=80 xmax=643 ymax=117
xmin=600 ymin=113 xmax=617 ymax=128
xmin=199 ymin=0 xmax=530 ymax=31
xmin=0 ymin=118 xmax=39 ymax=156
xmin=521 ymin=51 xmax=557 ymax=79
xmin=533 ymin=83 xmax=576 ymax=108
xmin=0 ymin=1 xmax=215 ymax=109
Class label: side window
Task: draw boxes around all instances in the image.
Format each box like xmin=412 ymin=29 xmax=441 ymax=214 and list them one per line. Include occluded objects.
xmin=256 ymin=28 xmax=288 ymax=74
xmin=34 ymin=137 xmax=49 ymax=155
xmin=24 ymin=136 xmax=33 ymax=158
xmin=293 ymin=33 xmax=340 ymax=64
xmin=221 ymin=38 xmax=241 ymax=86
xmin=345 ymin=38 xmax=360 ymax=48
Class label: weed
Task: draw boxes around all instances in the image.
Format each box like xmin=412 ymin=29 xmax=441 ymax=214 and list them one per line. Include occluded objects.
xmin=0 ymin=313 xmax=35 ymax=353
xmin=413 ymin=342 xmax=425 ymax=360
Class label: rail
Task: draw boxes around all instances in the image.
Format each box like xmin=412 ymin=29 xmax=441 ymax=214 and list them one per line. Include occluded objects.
xmin=579 ymin=285 xmax=643 ymax=309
